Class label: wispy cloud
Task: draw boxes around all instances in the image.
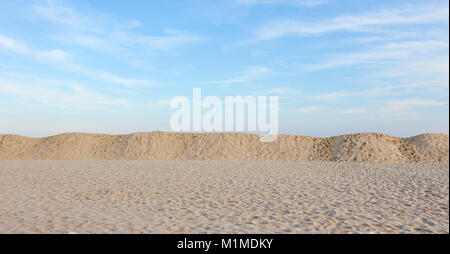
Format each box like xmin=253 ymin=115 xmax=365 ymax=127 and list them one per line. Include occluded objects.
xmin=259 ymin=88 xmax=300 ymax=95
xmin=338 ymin=108 xmax=367 ymax=114
xmin=237 ymin=2 xmax=448 ymax=107
xmin=308 ymin=40 xmax=449 ymax=71
xmin=248 ymin=3 xmax=448 ymax=42
xmin=33 ymin=0 xmax=203 ymax=54
xmin=311 ymin=82 xmax=448 ymax=102
xmin=33 ymin=0 xmax=103 ymax=32
xmin=234 ymin=0 xmax=328 ymax=7
xmin=0 ymin=34 xmax=154 ymax=87
xmin=136 ymin=30 xmax=203 ymax=52
xmin=62 ymin=63 xmax=154 ymax=87
xmin=296 ymin=105 xmax=327 ymax=112
xmin=312 ymin=87 xmax=397 ymax=101
xmin=0 ymin=77 xmax=131 ymax=108
xmin=0 ymin=34 xmax=70 ymax=61
xmin=208 ymin=66 xmax=271 ymax=84
xmin=148 ymin=99 xmax=171 ymax=107
xmin=382 ymin=99 xmax=447 ymax=113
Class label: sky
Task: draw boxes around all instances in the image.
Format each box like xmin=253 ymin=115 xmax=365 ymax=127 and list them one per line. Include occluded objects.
xmin=0 ymin=0 xmax=448 ymax=137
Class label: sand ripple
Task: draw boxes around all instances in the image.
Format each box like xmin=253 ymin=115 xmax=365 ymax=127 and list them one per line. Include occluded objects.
xmin=0 ymin=161 xmax=448 ymax=233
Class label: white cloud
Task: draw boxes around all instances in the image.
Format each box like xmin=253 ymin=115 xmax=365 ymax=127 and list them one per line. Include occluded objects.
xmin=374 ymin=56 xmax=449 ymax=87
xmin=148 ymin=99 xmax=171 ymax=107
xmin=312 ymin=91 xmax=347 ymax=101
xmin=296 ymin=105 xmax=327 ymax=112
xmin=0 ymin=34 xmax=154 ymax=87
xmin=0 ymin=34 xmax=30 ymax=54
xmin=33 ymin=0 xmax=99 ymax=32
xmin=0 ymin=34 xmax=70 ymax=61
xmin=310 ymin=82 xmax=447 ymax=102
xmin=249 ymin=3 xmax=448 ymax=42
xmin=338 ymin=108 xmax=367 ymax=114
xmin=67 ymin=35 xmax=119 ymax=53
xmin=260 ymin=88 xmax=299 ymax=95
xmin=308 ymin=40 xmax=449 ymax=71
xmin=33 ymin=0 xmax=203 ymax=54
xmin=382 ymin=99 xmax=447 ymax=113
xmin=235 ymin=2 xmax=449 ymax=109
xmin=307 ymin=48 xmax=408 ymax=71
xmin=208 ymin=66 xmax=271 ymax=84
xmin=62 ymin=63 xmax=154 ymax=87
xmin=36 ymin=49 xmax=70 ymax=61
xmin=0 ymin=77 xmax=131 ymax=108
xmin=235 ymin=0 xmax=328 ymax=7
xmin=136 ymin=30 xmax=203 ymax=52
xmin=305 ymin=40 xmax=449 ymax=100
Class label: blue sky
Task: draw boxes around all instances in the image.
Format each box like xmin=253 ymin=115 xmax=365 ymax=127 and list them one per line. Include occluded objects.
xmin=0 ymin=0 xmax=448 ymax=137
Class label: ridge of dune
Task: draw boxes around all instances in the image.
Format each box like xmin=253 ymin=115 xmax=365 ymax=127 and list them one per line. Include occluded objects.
xmin=0 ymin=132 xmax=448 ymax=162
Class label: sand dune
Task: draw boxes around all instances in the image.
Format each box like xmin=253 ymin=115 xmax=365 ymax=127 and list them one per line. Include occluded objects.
xmin=0 ymin=132 xmax=448 ymax=162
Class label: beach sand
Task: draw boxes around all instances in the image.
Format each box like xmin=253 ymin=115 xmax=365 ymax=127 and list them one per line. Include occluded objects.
xmin=0 ymin=160 xmax=448 ymax=234
xmin=1 ymin=132 xmax=448 ymax=163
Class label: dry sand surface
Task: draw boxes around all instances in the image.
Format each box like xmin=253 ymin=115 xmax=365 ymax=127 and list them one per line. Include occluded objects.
xmin=0 ymin=160 xmax=448 ymax=234
xmin=0 ymin=132 xmax=448 ymax=162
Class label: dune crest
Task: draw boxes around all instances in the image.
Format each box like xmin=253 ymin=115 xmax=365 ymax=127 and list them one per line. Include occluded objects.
xmin=0 ymin=132 xmax=448 ymax=162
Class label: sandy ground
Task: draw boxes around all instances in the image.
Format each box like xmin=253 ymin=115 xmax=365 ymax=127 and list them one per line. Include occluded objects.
xmin=0 ymin=160 xmax=448 ymax=234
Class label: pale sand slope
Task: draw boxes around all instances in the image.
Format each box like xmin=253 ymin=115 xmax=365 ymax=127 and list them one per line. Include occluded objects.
xmin=0 ymin=132 xmax=448 ymax=162
xmin=0 ymin=161 xmax=448 ymax=234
